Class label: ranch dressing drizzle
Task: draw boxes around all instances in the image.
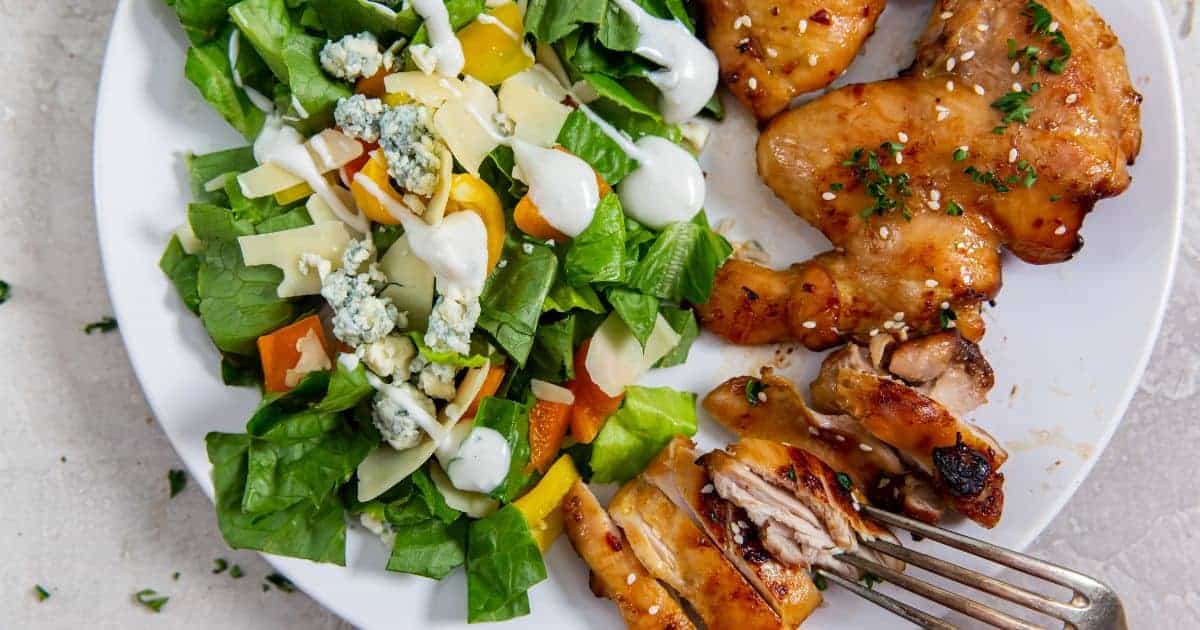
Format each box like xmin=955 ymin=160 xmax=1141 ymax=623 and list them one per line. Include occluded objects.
xmin=411 ymin=0 xmax=466 ymax=77
xmin=576 ymin=103 xmax=705 ymax=229
xmin=228 ymin=30 xmax=275 ymax=113
xmin=475 ymin=14 xmax=522 ymax=42
xmin=445 ymin=427 xmax=512 ymax=493
xmin=608 ymin=0 xmax=719 ymax=123
xmin=253 ymin=117 xmax=369 ymax=233
xmin=364 ymin=371 xmax=447 ymax=443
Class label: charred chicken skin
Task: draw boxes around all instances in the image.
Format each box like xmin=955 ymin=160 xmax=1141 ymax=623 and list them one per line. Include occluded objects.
xmin=700 ymin=0 xmax=1141 ymax=348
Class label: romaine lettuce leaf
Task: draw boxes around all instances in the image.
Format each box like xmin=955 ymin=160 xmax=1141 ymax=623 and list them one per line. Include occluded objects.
xmin=229 ymin=0 xmax=293 ymax=82
xmin=589 ymin=385 xmax=697 ymax=483
xmin=185 ymin=39 xmax=267 ymax=140
xmin=310 ymin=0 xmax=409 ymax=38
xmin=564 ymin=193 xmax=626 ymax=285
xmin=283 ymin=34 xmax=353 ymax=132
xmin=159 ymin=235 xmax=202 ymax=314
xmin=197 ymin=239 xmax=297 ymax=355
xmin=543 ymin=275 xmax=605 ymax=314
xmin=406 ymin=332 xmax=489 ymax=368
xmin=629 ymin=213 xmax=732 ymax=304
xmin=527 ymin=315 xmax=576 ymax=382
xmin=388 ymin=518 xmax=468 ymax=579
xmin=606 ymin=288 xmax=658 ymax=346
xmin=471 ymin=397 xmax=533 ymax=503
xmin=654 ymin=304 xmax=699 ymax=367
xmin=186 ymin=145 xmax=256 ymax=205
xmin=170 ymin=0 xmax=241 ymax=44
xmin=555 ymin=109 xmax=636 ymax=185
xmin=189 ymin=202 xmax=255 ymax=241
xmin=254 ymin=206 xmax=313 ymax=233
xmin=466 ymin=505 xmax=548 ymax=622
xmin=478 ymin=238 xmax=558 ymax=366
xmin=523 ymin=0 xmax=606 ymax=43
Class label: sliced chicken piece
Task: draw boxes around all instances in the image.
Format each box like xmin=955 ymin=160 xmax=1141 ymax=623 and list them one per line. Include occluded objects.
xmin=703 ymin=370 xmax=904 ymax=487
xmin=609 ymin=479 xmax=785 ymax=630
xmin=562 ymin=481 xmax=695 ymax=630
xmin=701 ymin=439 xmax=903 ymax=580
xmin=642 ymin=436 xmax=822 ymax=627
xmin=701 ymin=0 xmax=887 ymax=120
xmin=812 ymin=345 xmax=1006 ymax=527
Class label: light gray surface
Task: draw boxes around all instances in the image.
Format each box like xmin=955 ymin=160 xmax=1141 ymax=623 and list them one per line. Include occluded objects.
xmin=0 ymin=0 xmax=1194 ymax=628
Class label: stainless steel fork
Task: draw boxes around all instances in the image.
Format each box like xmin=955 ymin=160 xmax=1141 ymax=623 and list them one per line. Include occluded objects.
xmin=818 ymin=505 xmax=1127 ymax=629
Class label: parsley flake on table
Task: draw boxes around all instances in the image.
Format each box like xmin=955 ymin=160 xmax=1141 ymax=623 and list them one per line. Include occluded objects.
xmin=230 ymin=565 xmax=244 ymax=579
xmin=83 ymin=316 xmax=118 ymax=334
xmin=264 ymin=573 xmax=295 ymax=593
xmin=0 ymin=280 xmax=9 ymax=305
xmin=212 ymin=558 xmax=228 ymax=574
xmin=33 ymin=585 xmax=50 ymax=602
xmin=134 ymin=589 xmax=169 ymax=613
xmin=167 ymin=469 xmax=186 ymax=498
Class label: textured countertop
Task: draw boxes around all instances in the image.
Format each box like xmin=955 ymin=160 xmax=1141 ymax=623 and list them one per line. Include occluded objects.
xmin=1 ymin=0 xmax=1196 ymax=628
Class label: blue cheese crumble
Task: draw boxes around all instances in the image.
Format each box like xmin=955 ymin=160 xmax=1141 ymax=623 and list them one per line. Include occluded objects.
xmin=424 ymin=292 xmax=480 ymax=356
xmin=320 ymin=240 xmax=403 ymax=347
xmin=371 ymin=382 xmax=436 ymax=450
xmin=378 ymin=103 xmax=443 ymax=197
xmin=319 ymin=32 xmax=384 ymax=81
xmin=417 ymin=361 xmax=458 ymax=400
xmin=334 ymin=95 xmax=386 ymax=143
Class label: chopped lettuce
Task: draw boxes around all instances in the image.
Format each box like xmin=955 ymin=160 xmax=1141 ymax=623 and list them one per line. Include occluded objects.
xmin=184 ymin=37 xmax=267 ymax=140
xmin=229 ymin=0 xmax=293 ymax=82
xmin=186 ymin=146 xmax=256 ymax=205
xmin=563 ymin=193 xmax=626 ymax=285
xmin=629 ymin=212 xmax=732 ymax=304
xmin=478 ymin=238 xmax=558 ymax=366
xmin=471 ymin=397 xmax=533 ymax=503
xmin=159 ymin=235 xmax=202 ymax=314
xmin=388 ymin=518 xmax=468 ymax=579
xmin=283 ymin=34 xmax=354 ymax=132
xmin=589 ymin=385 xmax=698 ymax=483
xmin=196 ymin=239 xmax=297 ymax=355
xmin=309 ymin=0 xmax=410 ymax=39
xmin=527 ymin=316 xmax=576 ymax=382
xmin=188 ymin=202 xmax=254 ymax=241
xmin=406 ymin=331 xmax=490 ymax=368
xmin=555 ymin=109 xmax=637 ymax=185
xmin=655 ymin=305 xmax=699 ymax=367
xmin=466 ymin=505 xmax=548 ymax=622
xmin=543 ymin=275 xmax=605 ymax=314
xmin=169 ymin=0 xmax=242 ymax=44
xmin=606 ymin=288 xmax=658 ymax=346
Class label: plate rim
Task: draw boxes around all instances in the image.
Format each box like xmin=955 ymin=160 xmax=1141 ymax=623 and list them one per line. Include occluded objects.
xmin=91 ymin=0 xmax=1186 ymax=625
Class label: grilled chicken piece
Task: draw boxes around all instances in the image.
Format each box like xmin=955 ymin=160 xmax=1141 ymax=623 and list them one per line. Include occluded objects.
xmin=703 ymin=370 xmax=904 ymax=487
xmin=643 ymin=437 xmax=822 ymax=627
xmin=609 ymin=479 xmax=785 ymax=630
xmin=562 ymin=481 xmax=695 ymax=630
xmin=701 ymin=0 xmax=887 ymax=120
xmin=701 ymin=438 xmax=903 ymax=580
xmin=812 ymin=340 xmax=1006 ymax=527
xmin=702 ymin=0 xmax=1140 ymax=347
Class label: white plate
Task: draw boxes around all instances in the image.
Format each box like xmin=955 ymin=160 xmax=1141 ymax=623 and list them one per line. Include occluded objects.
xmin=94 ymin=1 xmax=1184 ymax=627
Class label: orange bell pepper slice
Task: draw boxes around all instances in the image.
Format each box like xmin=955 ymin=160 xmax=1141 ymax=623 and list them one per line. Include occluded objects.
xmin=350 ymin=150 xmax=403 ymax=225
xmin=527 ymin=398 xmax=572 ymax=474
xmin=356 ymin=69 xmax=388 ymax=98
xmin=257 ymin=315 xmax=330 ymax=393
xmin=565 ymin=338 xmax=624 ymax=443
xmin=465 ymin=365 xmax=507 ymax=419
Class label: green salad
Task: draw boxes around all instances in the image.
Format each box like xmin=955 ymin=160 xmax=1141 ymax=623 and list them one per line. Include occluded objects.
xmin=159 ymin=0 xmax=727 ymax=621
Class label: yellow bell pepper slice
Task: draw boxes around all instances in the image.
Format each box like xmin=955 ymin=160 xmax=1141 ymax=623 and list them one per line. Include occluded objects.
xmin=514 ymin=455 xmax=580 ymax=551
xmin=274 ymin=181 xmax=314 ymax=205
xmin=350 ymin=150 xmax=403 ymax=225
xmin=445 ymin=173 xmax=506 ymax=272
xmin=458 ymin=2 xmax=534 ymax=86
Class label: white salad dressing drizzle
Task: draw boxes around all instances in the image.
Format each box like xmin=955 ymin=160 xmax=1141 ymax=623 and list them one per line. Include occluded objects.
xmin=411 ymin=0 xmax=466 ymax=77
xmin=228 ymin=30 xmax=275 ymax=113
xmin=608 ymin=0 xmax=718 ymax=123
xmin=365 ymin=371 xmax=447 ymax=442
xmin=475 ymin=14 xmax=522 ymax=42
xmin=445 ymin=427 xmax=511 ymax=493
xmin=576 ymin=103 xmax=705 ymax=229
xmin=253 ymin=117 xmax=370 ymax=233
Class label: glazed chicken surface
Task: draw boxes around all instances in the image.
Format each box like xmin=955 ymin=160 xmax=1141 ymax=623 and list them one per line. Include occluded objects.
xmin=701 ymin=0 xmax=887 ymax=120
xmin=699 ymin=0 xmax=1141 ymax=348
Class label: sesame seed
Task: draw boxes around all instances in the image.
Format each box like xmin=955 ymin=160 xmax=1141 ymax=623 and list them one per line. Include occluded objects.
xmin=737 ymin=37 xmax=750 ymax=46
xmin=648 ymin=605 xmax=661 ymax=616
xmin=809 ymin=426 xmax=821 ymax=436
xmin=757 ymin=391 xmax=768 ymax=402
xmin=730 ymin=521 xmax=740 ymax=533
xmin=1008 ymin=148 xmax=1019 ymax=163
xmin=498 ymin=259 xmax=508 ymax=268
xmin=945 ymin=57 xmax=956 ymax=72
xmin=1066 ymin=93 xmax=1079 ymax=104
xmin=1048 ymin=21 xmax=1059 ymax=32
xmin=807 ymin=53 xmax=819 ymax=66
xmin=879 ymin=226 xmax=890 ymax=239
xmin=883 ymin=320 xmax=895 ymax=329
xmin=936 ymin=108 xmax=950 ymax=122
xmin=1011 ymin=61 xmax=1021 ymax=74
xmin=822 ymin=191 xmax=837 ymax=201
xmin=522 ymin=243 xmax=534 ymax=254
xmin=946 ymin=80 xmax=955 ymax=92
xmin=926 ymin=279 xmax=939 ymax=288
xmin=701 ymin=483 xmax=714 ymax=494
xmin=859 ymin=443 xmax=874 ymax=452
xmin=627 ymin=573 xmax=637 ymax=585
xmin=733 ymin=534 xmax=744 ymax=545
xmin=798 ymin=19 xmax=808 ymax=33
xmin=958 ymin=145 xmax=970 ymax=153
xmin=1054 ymin=224 xmax=1067 ymax=235
xmin=766 ymin=47 xmax=778 ymax=58
xmin=898 ymin=131 xmax=909 ymax=143
xmin=930 ymin=189 xmax=942 ymax=201
xmin=960 ymin=50 xmax=976 ymax=61
xmin=546 ymin=239 xmax=556 ymax=247
xmin=733 ymin=14 xmax=751 ymax=29
xmin=748 ymin=77 xmax=758 ymax=90
xmin=895 ymin=153 xmax=904 ymax=164
xmin=977 ymin=23 xmax=989 ymax=31
xmin=941 ymin=301 xmax=950 ymax=309
xmin=974 ymin=84 xmax=986 ymax=96
xmin=834 ymin=435 xmax=845 ymax=442
xmin=940 ymin=11 xmax=953 ymax=19
xmin=869 ymin=328 xmax=879 ymax=336
xmin=893 ymin=312 xmax=905 ymax=321
xmin=1012 ymin=82 xmax=1023 ymax=92
xmin=947 ymin=320 xmax=958 ymax=328
xmin=802 ymin=320 xmax=817 ymax=329
xmin=927 ymin=200 xmax=940 ymax=210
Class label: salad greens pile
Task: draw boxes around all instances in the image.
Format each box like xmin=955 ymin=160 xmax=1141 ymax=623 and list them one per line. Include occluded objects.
xmin=159 ymin=0 xmax=729 ymax=621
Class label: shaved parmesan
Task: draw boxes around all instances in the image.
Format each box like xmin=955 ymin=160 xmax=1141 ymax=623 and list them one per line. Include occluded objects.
xmin=175 ymin=221 xmax=204 ymax=255
xmin=378 ymin=234 xmax=436 ymax=329
xmin=429 ymin=462 xmax=499 ymax=518
xmin=238 ymin=222 xmax=354 ymax=297
xmin=384 ymin=72 xmax=460 ymax=108
xmin=306 ymin=129 xmax=364 ymax=172
xmin=433 ymin=76 xmax=500 ymax=175
xmin=499 ymin=67 xmax=572 ymax=147
xmin=531 ymin=379 xmax=575 ymax=405
xmin=357 ymin=440 xmax=438 ymax=502
xmin=444 ymin=361 xmax=492 ymax=423
xmin=534 ymin=43 xmax=571 ymax=89
xmin=584 ymin=313 xmax=682 ymax=397
xmin=421 ymin=148 xmax=455 ymax=225
xmin=238 ymin=163 xmax=305 ymax=197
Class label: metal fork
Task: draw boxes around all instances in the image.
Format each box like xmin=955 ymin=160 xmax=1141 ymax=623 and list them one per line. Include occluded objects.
xmin=817 ymin=505 xmax=1127 ymax=629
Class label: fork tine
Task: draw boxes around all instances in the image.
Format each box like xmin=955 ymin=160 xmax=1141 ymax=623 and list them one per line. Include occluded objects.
xmin=838 ymin=554 xmax=1046 ymax=630
xmin=816 ymin=568 xmax=958 ymax=630
xmin=860 ymin=505 xmax=1104 ymax=593
xmin=862 ymin=538 xmax=1083 ymax=623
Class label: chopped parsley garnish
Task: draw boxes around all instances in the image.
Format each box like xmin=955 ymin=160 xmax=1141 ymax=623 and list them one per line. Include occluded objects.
xmin=0 ymin=280 xmax=9 ymax=305
xmin=813 ymin=572 xmax=828 ymax=590
xmin=952 ymin=148 xmax=968 ymax=162
xmin=784 ymin=466 xmax=797 ymax=482
xmin=745 ymin=379 xmax=765 ymax=406
xmin=171 ymin=572 xmax=180 ymax=581
xmin=835 ymin=472 xmax=853 ymax=491
xmin=1050 ymin=194 xmax=1062 ymax=202
xmin=860 ymin=573 xmax=882 ymax=589
xmin=230 ymin=565 xmax=244 ymax=579
xmin=33 ymin=585 xmax=50 ymax=602
xmin=965 ymin=166 xmax=1011 ymax=193
xmin=167 ymin=469 xmax=186 ymax=498
xmin=946 ymin=201 xmax=965 ymax=216
xmin=1015 ymin=160 xmax=1038 ymax=189
xmin=134 ymin=589 xmax=169 ymax=613
xmin=265 ymin=573 xmax=295 ymax=593
xmin=830 ymin=182 xmax=844 ymax=192
xmin=1024 ymin=1 xmax=1072 ymax=74
xmin=843 ymin=146 xmax=913 ymax=220
xmin=212 ymin=558 xmax=228 ymax=574
xmin=991 ymin=90 xmax=1035 ymax=127
xmin=940 ymin=307 xmax=958 ymax=330
xmin=83 ymin=317 xmax=118 ymax=335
